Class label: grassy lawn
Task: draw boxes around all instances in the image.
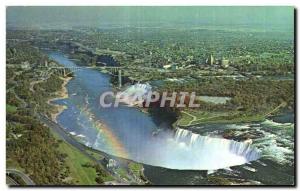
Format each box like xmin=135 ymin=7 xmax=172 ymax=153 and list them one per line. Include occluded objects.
xmin=58 ymin=141 xmax=98 ymax=185
xmin=86 ymin=150 xmax=105 ymax=161
xmin=7 ymin=127 xmax=100 ymax=185
xmin=116 ymin=168 xmax=129 ymax=180
xmin=48 ymin=124 xmax=115 ymax=185
xmin=177 ymin=109 xmax=265 ymax=126
xmin=210 ymin=114 xmax=265 ymax=124
xmin=6 ymin=158 xmax=24 ymax=171
xmin=177 ymin=110 xmax=225 ymax=126
xmin=6 ymin=104 xmax=17 ymax=113
xmin=128 ymin=162 xmax=143 ymax=177
xmin=176 ymin=113 xmax=193 ymax=126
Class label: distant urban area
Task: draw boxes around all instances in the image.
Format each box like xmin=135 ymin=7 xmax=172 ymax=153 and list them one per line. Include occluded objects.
xmin=6 ymin=6 xmax=295 ymax=186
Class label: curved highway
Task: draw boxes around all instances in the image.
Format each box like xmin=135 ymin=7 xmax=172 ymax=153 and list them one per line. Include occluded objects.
xmin=6 ymin=169 xmax=35 ymax=186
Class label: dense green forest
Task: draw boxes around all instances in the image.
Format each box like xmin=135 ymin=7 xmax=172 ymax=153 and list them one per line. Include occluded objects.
xmin=161 ymin=78 xmax=294 ymax=114
xmin=6 ymin=43 xmax=111 ymax=185
xmin=157 ymin=77 xmax=294 ymax=126
xmin=6 ymin=43 xmax=70 ymax=184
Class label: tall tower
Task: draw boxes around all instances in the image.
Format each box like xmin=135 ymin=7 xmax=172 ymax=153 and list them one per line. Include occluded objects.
xmin=210 ymin=55 xmax=214 ymax=65
xmin=118 ymin=70 xmax=122 ymax=88
xmin=207 ymin=54 xmax=214 ymax=65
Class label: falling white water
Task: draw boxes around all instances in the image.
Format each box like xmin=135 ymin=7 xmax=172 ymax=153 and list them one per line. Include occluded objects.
xmin=153 ymin=128 xmax=261 ymax=170
xmin=133 ymin=128 xmax=261 ymax=170
xmin=99 ymin=83 xmax=260 ymax=170
xmin=51 ymin=52 xmax=262 ymax=172
xmin=118 ymin=83 xmax=152 ymax=105
xmin=100 ymin=83 xmax=261 ymax=170
xmin=106 ymin=83 xmax=261 ymax=170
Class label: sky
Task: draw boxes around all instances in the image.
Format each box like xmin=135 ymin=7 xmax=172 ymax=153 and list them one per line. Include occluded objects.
xmin=6 ymin=6 xmax=294 ymax=31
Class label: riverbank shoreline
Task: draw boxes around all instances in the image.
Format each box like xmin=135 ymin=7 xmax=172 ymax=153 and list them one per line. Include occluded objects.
xmin=45 ymin=51 xmax=153 ymax=185
xmin=175 ymin=114 xmax=266 ymax=128
xmin=47 ymin=76 xmax=72 ymax=123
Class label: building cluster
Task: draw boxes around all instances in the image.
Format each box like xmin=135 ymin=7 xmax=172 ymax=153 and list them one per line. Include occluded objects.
xmin=206 ymin=54 xmax=230 ymax=68
xmin=161 ymin=54 xmax=231 ymax=71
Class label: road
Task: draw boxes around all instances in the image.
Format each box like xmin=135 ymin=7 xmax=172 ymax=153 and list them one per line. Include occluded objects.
xmin=38 ymin=114 xmax=146 ymax=184
xmin=181 ymin=111 xmax=197 ymax=126
xmin=6 ymin=169 xmax=35 ymax=186
xmin=265 ymin=102 xmax=287 ymax=117
xmin=38 ymin=114 xmax=114 ymax=176
xmin=6 ymin=176 xmax=18 ymax=185
xmin=10 ymin=89 xmax=28 ymax=108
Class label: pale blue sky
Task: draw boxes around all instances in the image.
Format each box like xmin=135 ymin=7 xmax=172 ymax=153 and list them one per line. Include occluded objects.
xmin=7 ymin=6 xmax=294 ymax=31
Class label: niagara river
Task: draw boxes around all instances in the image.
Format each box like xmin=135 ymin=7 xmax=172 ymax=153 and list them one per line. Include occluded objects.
xmin=48 ymin=51 xmax=294 ymax=185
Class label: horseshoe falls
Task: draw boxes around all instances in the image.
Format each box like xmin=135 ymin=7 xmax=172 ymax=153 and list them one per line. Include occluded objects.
xmin=132 ymin=128 xmax=261 ymax=170
xmin=160 ymin=128 xmax=262 ymax=170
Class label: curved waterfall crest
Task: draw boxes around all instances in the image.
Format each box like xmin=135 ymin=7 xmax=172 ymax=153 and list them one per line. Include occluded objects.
xmin=174 ymin=128 xmax=261 ymax=163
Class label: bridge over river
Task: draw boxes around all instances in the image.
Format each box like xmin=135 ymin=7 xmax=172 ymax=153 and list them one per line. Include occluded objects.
xmin=42 ymin=65 xmax=124 ymax=88
xmin=41 ymin=64 xmax=167 ymax=88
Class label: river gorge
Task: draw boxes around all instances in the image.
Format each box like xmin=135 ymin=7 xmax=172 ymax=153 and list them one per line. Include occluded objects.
xmin=48 ymin=51 xmax=294 ymax=185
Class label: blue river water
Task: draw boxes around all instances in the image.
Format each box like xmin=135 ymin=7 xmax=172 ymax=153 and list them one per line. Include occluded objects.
xmin=48 ymin=52 xmax=291 ymax=175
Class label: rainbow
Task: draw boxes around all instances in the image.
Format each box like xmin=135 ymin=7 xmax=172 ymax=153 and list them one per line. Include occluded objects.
xmin=79 ymin=106 xmax=129 ymax=158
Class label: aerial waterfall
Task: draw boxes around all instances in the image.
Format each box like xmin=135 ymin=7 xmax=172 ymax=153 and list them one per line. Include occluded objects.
xmin=47 ymin=54 xmax=262 ymax=172
xmin=114 ymin=83 xmax=261 ymax=170
xmin=165 ymin=128 xmax=262 ymax=169
xmin=118 ymin=83 xmax=152 ymax=105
